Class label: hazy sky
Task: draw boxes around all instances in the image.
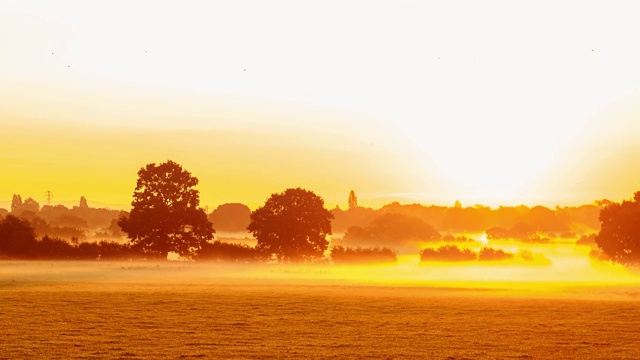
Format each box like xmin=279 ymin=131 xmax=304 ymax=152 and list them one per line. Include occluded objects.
xmin=2 ymin=0 xmax=640 ymax=210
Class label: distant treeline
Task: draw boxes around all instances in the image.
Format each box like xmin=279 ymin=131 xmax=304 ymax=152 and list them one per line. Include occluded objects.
xmin=333 ymin=201 xmax=603 ymax=235
xmin=419 ymin=244 xmax=549 ymax=264
xmin=2 ymin=213 xmax=554 ymax=265
xmin=0 ymin=191 xmax=622 ymax=264
xmin=1 ymin=195 xmax=604 ymax=243
xmin=0 ymin=214 xmax=398 ymax=263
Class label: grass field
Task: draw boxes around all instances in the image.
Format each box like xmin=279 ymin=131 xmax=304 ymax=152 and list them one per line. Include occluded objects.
xmin=1 ymin=261 xmax=640 ymax=359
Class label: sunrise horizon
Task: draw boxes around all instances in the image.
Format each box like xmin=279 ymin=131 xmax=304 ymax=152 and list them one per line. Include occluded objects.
xmin=3 ymin=1 xmax=640 ymax=358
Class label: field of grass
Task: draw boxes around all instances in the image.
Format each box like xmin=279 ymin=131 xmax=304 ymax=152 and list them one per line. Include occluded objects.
xmin=1 ymin=261 xmax=640 ymax=359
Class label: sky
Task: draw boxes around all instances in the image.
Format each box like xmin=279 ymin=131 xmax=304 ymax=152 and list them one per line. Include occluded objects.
xmin=1 ymin=0 xmax=640 ymax=211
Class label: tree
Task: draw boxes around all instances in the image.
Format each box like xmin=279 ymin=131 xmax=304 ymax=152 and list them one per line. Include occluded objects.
xmin=117 ymin=160 xmax=214 ymax=259
xmin=21 ymin=198 xmax=40 ymax=214
xmin=595 ymin=192 xmax=640 ymax=264
xmin=247 ymin=188 xmax=333 ymax=262
xmin=0 ymin=215 xmax=37 ymax=258
xmin=344 ymin=213 xmax=440 ymax=246
xmin=208 ymin=203 xmax=251 ymax=232
xmin=79 ymin=196 xmax=89 ymax=209
xmin=10 ymin=194 xmax=22 ymax=213
xmin=348 ymin=190 xmax=358 ymax=210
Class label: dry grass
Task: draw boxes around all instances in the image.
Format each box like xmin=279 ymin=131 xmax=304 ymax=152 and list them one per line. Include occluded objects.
xmin=1 ymin=261 xmax=640 ymax=359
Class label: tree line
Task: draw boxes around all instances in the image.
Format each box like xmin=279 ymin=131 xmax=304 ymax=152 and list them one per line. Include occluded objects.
xmin=1 ymin=160 xmax=639 ymax=265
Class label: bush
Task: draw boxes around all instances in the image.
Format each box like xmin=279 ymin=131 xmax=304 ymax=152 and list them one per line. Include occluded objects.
xmin=440 ymin=233 xmax=473 ymax=243
xmin=36 ymin=236 xmax=75 ymax=259
xmin=330 ymin=245 xmax=397 ymax=264
xmin=420 ymin=245 xmax=476 ymax=262
xmin=478 ymin=247 xmax=514 ymax=261
xmin=196 ymin=241 xmax=259 ymax=262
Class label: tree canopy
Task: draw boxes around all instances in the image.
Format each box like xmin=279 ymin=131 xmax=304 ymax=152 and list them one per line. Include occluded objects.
xmin=0 ymin=215 xmax=37 ymax=258
xmin=247 ymin=188 xmax=333 ymax=263
xmin=118 ymin=160 xmax=214 ymax=259
xmin=595 ymin=192 xmax=640 ymax=264
xmin=208 ymin=203 xmax=251 ymax=232
xmin=348 ymin=190 xmax=358 ymax=210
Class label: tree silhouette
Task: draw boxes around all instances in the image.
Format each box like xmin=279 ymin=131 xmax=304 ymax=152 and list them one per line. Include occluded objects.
xmin=19 ymin=198 xmax=40 ymax=215
xmin=345 ymin=213 xmax=440 ymax=246
xmin=595 ymin=192 xmax=640 ymax=264
xmin=118 ymin=160 xmax=214 ymax=259
xmin=348 ymin=190 xmax=358 ymax=210
xmin=0 ymin=215 xmax=37 ymax=258
xmin=79 ymin=196 xmax=89 ymax=209
xmin=10 ymin=194 xmax=22 ymax=213
xmin=208 ymin=203 xmax=251 ymax=232
xmin=248 ymin=188 xmax=333 ymax=263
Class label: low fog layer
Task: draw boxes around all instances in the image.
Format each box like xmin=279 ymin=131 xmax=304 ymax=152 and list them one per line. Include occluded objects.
xmin=2 ymin=252 xmax=638 ymax=301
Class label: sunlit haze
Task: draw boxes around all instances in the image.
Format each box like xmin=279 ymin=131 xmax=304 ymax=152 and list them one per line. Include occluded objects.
xmin=2 ymin=0 xmax=640 ymax=209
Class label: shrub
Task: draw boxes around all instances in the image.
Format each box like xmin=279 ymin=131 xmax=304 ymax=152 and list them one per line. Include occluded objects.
xmin=420 ymin=245 xmax=476 ymax=262
xmin=330 ymin=245 xmax=397 ymax=264
xmin=196 ymin=241 xmax=259 ymax=262
xmin=478 ymin=247 xmax=514 ymax=261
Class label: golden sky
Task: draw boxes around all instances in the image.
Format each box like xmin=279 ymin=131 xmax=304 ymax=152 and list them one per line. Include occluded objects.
xmin=1 ymin=0 xmax=640 ymax=210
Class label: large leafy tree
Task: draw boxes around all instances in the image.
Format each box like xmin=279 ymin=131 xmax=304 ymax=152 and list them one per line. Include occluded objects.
xmin=248 ymin=188 xmax=333 ymax=263
xmin=595 ymin=192 xmax=640 ymax=264
xmin=118 ymin=160 xmax=214 ymax=259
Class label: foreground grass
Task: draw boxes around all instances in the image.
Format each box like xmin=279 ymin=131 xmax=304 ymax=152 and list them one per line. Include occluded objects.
xmin=1 ymin=262 xmax=639 ymax=359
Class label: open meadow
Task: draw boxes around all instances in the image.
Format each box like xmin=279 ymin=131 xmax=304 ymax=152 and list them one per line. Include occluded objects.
xmin=2 ymin=261 xmax=640 ymax=359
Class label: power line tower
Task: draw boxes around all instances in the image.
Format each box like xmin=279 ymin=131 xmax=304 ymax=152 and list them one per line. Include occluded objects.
xmin=44 ymin=190 xmax=54 ymax=205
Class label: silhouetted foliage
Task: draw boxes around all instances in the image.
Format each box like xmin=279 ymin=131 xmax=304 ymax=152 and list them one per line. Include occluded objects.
xmin=485 ymin=224 xmax=550 ymax=243
xmin=118 ymin=160 xmax=215 ymax=259
xmin=248 ymin=188 xmax=333 ymax=263
xmin=208 ymin=203 xmax=251 ymax=232
xmin=37 ymin=236 xmax=75 ymax=259
xmin=519 ymin=206 xmax=569 ymax=232
xmin=330 ymin=245 xmax=397 ymax=264
xmin=11 ymin=194 xmax=22 ymax=213
xmin=420 ymin=245 xmax=476 ymax=262
xmin=331 ymin=205 xmax=377 ymax=234
xmin=76 ymin=241 xmax=100 ymax=259
xmin=94 ymin=240 xmax=138 ymax=260
xmin=348 ymin=190 xmax=358 ymax=210
xmin=51 ymin=215 xmax=89 ymax=229
xmin=29 ymin=216 xmax=86 ymax=241
xmin=344 ymin=213 xmax=440 ymax=246
xmin=595 ymin=192 xmax=640 ymax=264
xmin=576 ymin=233 xmax=597 ymax=245
xmin=334 ymin=201 xmax=600 ymax=235
xmin=196 ymin=240 xmax=258 ymax=262
xmin=0 ymin=215 xmax=37 ymax=258
xmin=440 ymin=233 xmax=473 ymax=243
xmin=107 ymin=217 xmax=124 ymax=237
xmin=478 ymin=247 xmax=514 ymax=261
xmin=420 ymin=245 xmax=516 ymax=263
xmin=17 ymin=197 xmax=40 ymax=215
xmin=79 ymin=196 xmax=89 ymax=209
xmin=595 ymin=199 xmax=614 ymax=208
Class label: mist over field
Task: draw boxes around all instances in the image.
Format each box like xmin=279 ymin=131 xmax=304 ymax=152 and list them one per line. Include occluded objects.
xmin=2 ymin=259 xmax=640 ymax=359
